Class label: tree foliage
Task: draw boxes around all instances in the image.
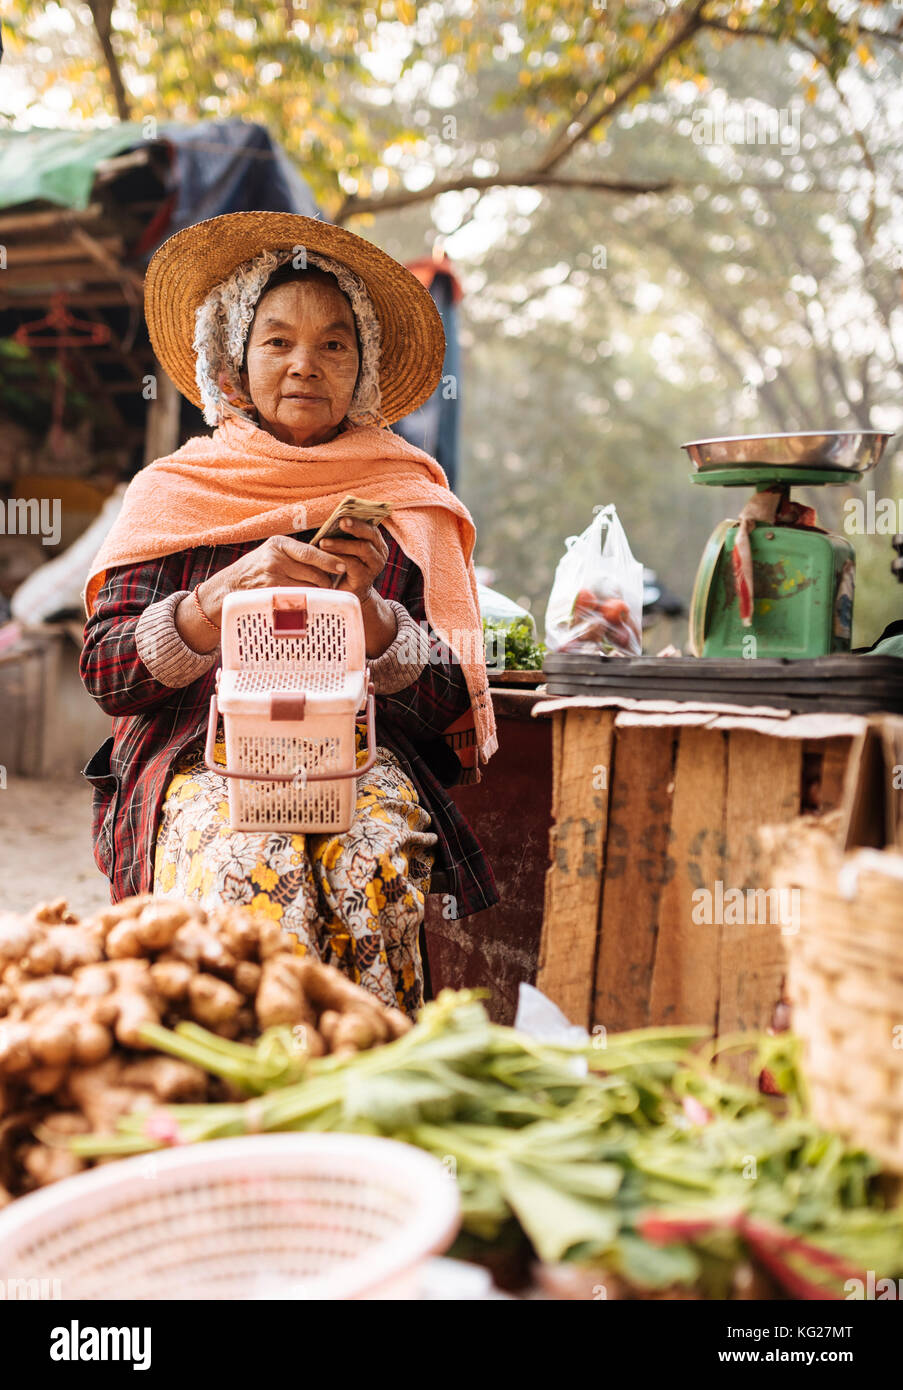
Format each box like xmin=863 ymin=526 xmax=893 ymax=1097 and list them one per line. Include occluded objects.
xmin=2 ymin=2 xmax=899 ymax=219
xmin=3 ymin=1 xmax=902 ymax=644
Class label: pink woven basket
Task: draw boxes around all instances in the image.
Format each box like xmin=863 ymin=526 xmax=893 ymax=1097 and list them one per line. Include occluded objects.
xmin=0 ymin=1134 xmax=461 ymax=1301
xmin=205 ymin=587 xmax=377 ymax=833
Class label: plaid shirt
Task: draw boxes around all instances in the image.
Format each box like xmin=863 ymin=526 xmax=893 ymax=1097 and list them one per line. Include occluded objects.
xmin=80 ymin=527 xmax=499 ymax=920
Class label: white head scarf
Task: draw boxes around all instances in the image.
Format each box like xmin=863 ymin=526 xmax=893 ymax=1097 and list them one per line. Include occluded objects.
xmin=192 ymin=247 xmax=385 ymax=430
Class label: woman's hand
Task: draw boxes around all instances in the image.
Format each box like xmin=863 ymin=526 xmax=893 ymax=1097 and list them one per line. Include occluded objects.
xmin=174 ymin=534 xmax=348 ymax=652
xmin=318 ymin=518 xmax=389 ymax=604
xmin=320 ymin=519 xmax=398 ymax=659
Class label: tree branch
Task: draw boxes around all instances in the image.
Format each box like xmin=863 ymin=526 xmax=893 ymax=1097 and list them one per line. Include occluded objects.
xmin=87 ymin=0 xmax=131 ymax=122
xmin=333 ymin=170 xmax=674 ymax=224
xmin=535 ymin=0 xmax=710 ymax=174
xmin=332 ymin=2 xmax=888 ymax=226
xmin=335 ymin=2 xmax=708 ymax=224
xmin=703 ymin=17 xmax=903 ymax=49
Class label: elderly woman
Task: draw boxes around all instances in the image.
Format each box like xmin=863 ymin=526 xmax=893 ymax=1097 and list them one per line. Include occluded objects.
xmin=80 ymin=211 xmax=499 ymax=1018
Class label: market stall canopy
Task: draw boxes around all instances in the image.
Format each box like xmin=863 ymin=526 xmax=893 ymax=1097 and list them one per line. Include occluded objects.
xmin=0 ymin=119 xmax=321 ymax=458
xmin=0 ymin=117 xmax=319 ymax=232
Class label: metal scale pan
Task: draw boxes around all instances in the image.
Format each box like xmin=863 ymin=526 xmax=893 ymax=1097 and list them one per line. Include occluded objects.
xmin=682 ymin=430 xmax=893 ymax=487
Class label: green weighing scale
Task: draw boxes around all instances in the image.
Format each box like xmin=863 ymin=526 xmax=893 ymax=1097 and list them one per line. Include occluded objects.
xmin=683 ymin=431 xmax=893 ymax=660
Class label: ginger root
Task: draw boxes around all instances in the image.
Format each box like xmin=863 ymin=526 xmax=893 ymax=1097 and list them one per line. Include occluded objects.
xmin=30 ymin=899 xmax=79 ymax=926
xmin=210 ymin=908 xmax=260 ymax=961
xmin=0 ymin=915 xmax=42 ymax=968
xmin=293 ymin=958 xmax=410 ymax=1039
xmin=256 ymin=956 xmax=317 ymax=1030
xmin=0 ymin=1021 xmax=32 ymax=1073
xmin=120 ymin=1057 xmax=208 ymax=1102
xmin=84 ymin=895 xmax=156 ymax=936
xmin=106 ymin=903 xmax=191 ymax=957
xmin=257 ymin=920 xmax=293 ymax=960
xmin=233 ymin=960 xmax=262 ymax=997
xmin=22 ymin=1142 xmax=86 ymax=1187
xmin=20 ymin=998 xmax=113 ymax=1068
xmin=16 ymin=975 xmax=76 ymax=1015
xmin=20 ymin=925 xmax=104 ymax=977
xmin=188 ymin=974 xmax=243 ymax=1027
xmin=317 ymin=1010 xmax=341 ymax=1048
xmin=331 ymin=1011 xmax=382 ymax=1055
xmin=113 ymin=994 xmax=161 ymax=1049
xmin=25 ymin=1066 xmax=68 ymax=1096
xmin=149 ymin=959 xmax=194 ymax=1000
xmin=169 ymin=921 xmax=237 ymax=974
xmin=67 ymin=1060 xmax=155 ymax=1132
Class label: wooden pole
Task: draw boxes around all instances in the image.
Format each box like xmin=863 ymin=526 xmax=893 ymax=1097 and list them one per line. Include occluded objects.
xmin=143 ymin=357 xmax=181 ymax=467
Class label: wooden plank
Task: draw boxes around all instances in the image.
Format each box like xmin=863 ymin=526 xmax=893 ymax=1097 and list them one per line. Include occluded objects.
xmin=0 ymin=290 xmax=134 ymax=310
xmin=592 ymin=723 xmax=677 ymax=1033
xmin=719 ymin=730 xmax=802 ymax=1039
xmin=0 ymin=260 xmax=123 ymax=287
xmin=818 ymin=737 xmax=853 ymax=811
xmin=537 ymin=708 xmax=614 ymax=1028
xmin=0 ymin=204 xmax=104 ymax=236
xmin=840 ymin=723 xmax=885 ymax=851
xmin=94 ymin=148 xmax=152 ymax=181
xmin=7 ymin=236 xmax=124 ymax=266
xmin=549 ymin=708 xmax=565 ymax=822
xmin=69 ymin=226 xmax=142 ymax=302
xmin=649 ymin=726 xmax=727 ymax=1030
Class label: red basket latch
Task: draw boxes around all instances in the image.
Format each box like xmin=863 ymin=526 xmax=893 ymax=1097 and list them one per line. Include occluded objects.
xmin=269 ymin=693 xmax=307 ymax=720
xmin=272 ymin=592 xmax=308 ymax=637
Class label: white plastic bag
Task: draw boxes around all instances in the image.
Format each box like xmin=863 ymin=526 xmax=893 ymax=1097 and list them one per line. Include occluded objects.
xmin=513 ymin=984 xmax=589 ymax=1076
xmin=477 ymin=583 xmax=536 ymax=636
xmin=544 ymin=503 xmax=643 ymax=656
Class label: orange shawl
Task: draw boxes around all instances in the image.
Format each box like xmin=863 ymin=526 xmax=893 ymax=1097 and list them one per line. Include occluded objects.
xmin=85 ymin=414 xmax=497 ymax=782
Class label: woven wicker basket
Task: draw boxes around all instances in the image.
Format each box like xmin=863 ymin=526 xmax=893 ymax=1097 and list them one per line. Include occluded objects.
xmin=771 ymin=825 xmax=903 ymax=1174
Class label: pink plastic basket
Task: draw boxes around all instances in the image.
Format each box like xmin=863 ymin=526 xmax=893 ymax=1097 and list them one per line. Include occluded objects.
xmin=0 ymin=1134 xmax=461 ymax=1301
xmin=205 ymin=587 xmax=376 ymax=833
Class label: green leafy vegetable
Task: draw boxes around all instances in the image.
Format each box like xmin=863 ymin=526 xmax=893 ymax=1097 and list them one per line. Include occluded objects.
xmin=68 ymin=992 xmax=903 ymax=1297
xmin=482 ymin=616 xmax=547 ymax=670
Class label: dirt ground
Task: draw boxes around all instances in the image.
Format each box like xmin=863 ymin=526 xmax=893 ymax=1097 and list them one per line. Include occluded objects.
xmin=0 ymin=774 xmax=110 ymax=916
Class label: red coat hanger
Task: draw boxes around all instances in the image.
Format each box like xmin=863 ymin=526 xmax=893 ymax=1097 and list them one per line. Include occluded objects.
xmin=14 ymin=292 xmax=111 ymax=349
xmin=14 ymin=293 xmax=111 ymax=452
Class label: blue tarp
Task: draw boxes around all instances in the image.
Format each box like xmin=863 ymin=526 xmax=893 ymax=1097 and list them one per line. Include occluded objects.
xmin=151 ymin=119 xmax=320 ymax=251
xmin=392 ymin=269 xmax=460 ymax=491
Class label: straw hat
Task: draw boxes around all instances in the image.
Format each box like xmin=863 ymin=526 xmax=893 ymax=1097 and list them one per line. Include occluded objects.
xmin=144 ymin=211 xmax=447 ymax=426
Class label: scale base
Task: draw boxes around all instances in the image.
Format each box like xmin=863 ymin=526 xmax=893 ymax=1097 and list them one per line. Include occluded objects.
xmin=691 ymin=466 xmax=862 ymax=487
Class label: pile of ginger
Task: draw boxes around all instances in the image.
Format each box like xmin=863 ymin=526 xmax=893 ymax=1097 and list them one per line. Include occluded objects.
xmin=0 ymin=895 xmax=411 ymax=1204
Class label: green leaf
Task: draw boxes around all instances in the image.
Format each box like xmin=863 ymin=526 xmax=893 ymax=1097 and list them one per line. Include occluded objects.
xmin=521 ymin=1158 xmax=624 ymax=1202
xmin=341 ymin=1070 xmax=459 ymax=1129
xmin=500 ymin=1160 xmax=620 ymax=1262
xmin=614 ymin=1233 xmax=701 ymax=1290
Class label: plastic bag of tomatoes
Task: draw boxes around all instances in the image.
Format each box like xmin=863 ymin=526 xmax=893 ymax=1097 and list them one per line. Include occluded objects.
xmin=544 ymin=504 xmax=644 ymax=656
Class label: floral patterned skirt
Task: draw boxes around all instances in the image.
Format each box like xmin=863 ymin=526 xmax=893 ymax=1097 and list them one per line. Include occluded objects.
xmin=153 ymin=725 xmax=438 ymax=1017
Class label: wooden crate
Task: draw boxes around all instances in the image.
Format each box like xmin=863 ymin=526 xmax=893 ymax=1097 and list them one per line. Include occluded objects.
xmin=0 ymin=632 xmax=112 ymax=779
xmin=534 ymin=699 xmax=862 ymax=1035
xmin=0 ymin=637 xmax=58 ymax=776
